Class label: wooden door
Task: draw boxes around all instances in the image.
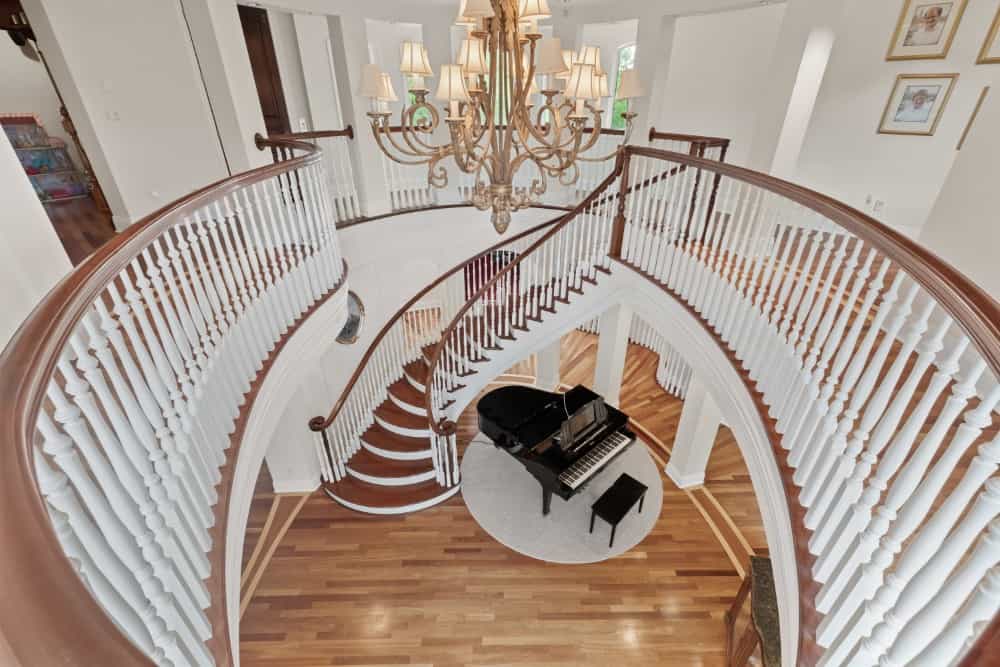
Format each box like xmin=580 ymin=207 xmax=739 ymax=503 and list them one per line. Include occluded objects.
xmin=238 ymin=5 xmax=290 ymax=136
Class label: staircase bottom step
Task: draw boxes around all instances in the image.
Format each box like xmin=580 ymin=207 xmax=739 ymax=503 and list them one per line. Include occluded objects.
xmin=322 ymin=478 xmax=460 ymax=515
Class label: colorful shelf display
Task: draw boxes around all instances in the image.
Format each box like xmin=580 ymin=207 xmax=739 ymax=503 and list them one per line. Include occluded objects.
xmin=2 ymin=114 xmax=91 ymax=203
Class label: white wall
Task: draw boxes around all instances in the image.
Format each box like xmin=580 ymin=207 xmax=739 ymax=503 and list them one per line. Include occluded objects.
xmin=0 ymin=129 xmax=71 ymax=349
xmin=23 ymin=0 xmax=230 ymax=229
xmin=792 ymin=0 xmax=1000 ymax=238
xmin=655 ymin=3 xmax=788 ymax=165
xmin=920 ymin=90 xmax=1000 ymax=299
xmin=267 ymin=8 xmax=312 ymax=132
xmin=0 ymin=36 xmax=79 ymax=164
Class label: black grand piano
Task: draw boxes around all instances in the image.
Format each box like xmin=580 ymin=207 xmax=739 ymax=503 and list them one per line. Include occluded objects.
xmin=478 ymin=384 xmax=636 ymax=515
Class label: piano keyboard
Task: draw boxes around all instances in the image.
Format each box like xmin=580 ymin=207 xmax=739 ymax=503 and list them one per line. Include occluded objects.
xmin=558 ymin=431 xmax=633 ymax=490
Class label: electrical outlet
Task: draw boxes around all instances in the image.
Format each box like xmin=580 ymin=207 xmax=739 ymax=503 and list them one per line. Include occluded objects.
xmin=298 ymin=118 xmax=308 ymax=132
xmin=873 ymin=200 xmax=885 ymax=213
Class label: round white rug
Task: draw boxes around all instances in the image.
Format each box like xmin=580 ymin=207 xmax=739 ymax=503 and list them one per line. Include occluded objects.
xmin=460 ymin=434 xmax=663 ymax=564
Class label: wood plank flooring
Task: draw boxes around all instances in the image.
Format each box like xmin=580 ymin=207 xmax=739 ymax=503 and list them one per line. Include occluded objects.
xmin=43 ymin=195 xmax=116 ymax=265
xmin=240 ymin=330 xmax=766 ymax=666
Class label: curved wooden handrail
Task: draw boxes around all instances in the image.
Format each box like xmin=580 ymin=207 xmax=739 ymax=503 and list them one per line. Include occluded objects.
xmin=0 ymin=135 xmax=322 ymax=667
xmin=309 ymin=213 xmax=566 ymax=432
xmin=623 ymin=145 xmax=1000 ymax=376
xmin=423 ymin=155 xmax=627 ymax=435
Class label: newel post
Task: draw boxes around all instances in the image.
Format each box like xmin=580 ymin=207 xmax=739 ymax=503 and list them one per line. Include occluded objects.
xmin=607 ymin=149 xmax=631 ymax=260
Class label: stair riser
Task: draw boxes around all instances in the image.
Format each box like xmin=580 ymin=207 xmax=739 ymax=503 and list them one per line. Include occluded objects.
xmin=360 ymin=439 xmax=435 ymax=461
xmin=388 ymin=391 xmax=427 ymax=417
xmin=404 ymin=371 xmax=425 ymax=393
xmin=323 ymin=484 xmax=461 ymax=515
xmin=345 ymin=466 xmax=437 ymax=487
xmin=374 ymin=413 xmax=431 ymax=438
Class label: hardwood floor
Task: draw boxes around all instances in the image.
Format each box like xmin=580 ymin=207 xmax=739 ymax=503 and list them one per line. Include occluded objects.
xmin=240 ymin=331 xmax=765 ymax=666
xmin=43 ymin=195 xmax=116 ymax=265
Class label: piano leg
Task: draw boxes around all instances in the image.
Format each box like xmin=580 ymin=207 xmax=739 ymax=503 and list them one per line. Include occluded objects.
xmin=542 ymin=487 xmax=553 ymax=516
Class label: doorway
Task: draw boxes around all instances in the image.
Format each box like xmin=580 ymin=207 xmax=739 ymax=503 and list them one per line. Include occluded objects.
xmin=238 ymin=5 xmax=291 ymax=136
xmin=1 ymin=2 xmax=115 ymax=265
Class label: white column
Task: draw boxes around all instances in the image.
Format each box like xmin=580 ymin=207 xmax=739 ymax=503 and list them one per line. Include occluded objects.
xmin=327 ymin=14 xmax=391 ymax=217
xmin=179 ymin=0 xmax=269 ymax=173
xmin=0 ymin=130 xmax=72 ymax=347
xmin=263 ymin=373 xmax=324 ymax=494
xmin=535 ymin=336 xmax=562 ymax=391
xmin=746 ymin=0 xmax=847 ymax=175
xmin=593 ymin=303 xmax=632 ymax=407
xmin=665 ymin=373 xmax=721 ymax=489
xmin=632 ymin=13 xmax=676 ymax=140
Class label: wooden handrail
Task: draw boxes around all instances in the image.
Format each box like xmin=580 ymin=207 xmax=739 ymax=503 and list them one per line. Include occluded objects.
xmin=423 ymin=154 xmax=627 ymax=435
xmin=309 ymin=213 xmax=566 ymax=432
xmin=0 ymin=135 xmax=322 ymax=667
xmin=263 ymin=126 xmax=355 ymax=142
xmin=621 ymin=145 xmax=1000 ymax=377
xmin=648 ymin=126 xmax=731 ymax=148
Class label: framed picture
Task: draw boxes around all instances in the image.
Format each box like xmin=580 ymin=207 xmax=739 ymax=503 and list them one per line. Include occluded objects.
xmin=878 ymin=73 xmax=959 ymax=135
xmin=886 ymin=0 xmax=967 ymax=60
xmin=978 ymin=6 xmax=1000 ymax=63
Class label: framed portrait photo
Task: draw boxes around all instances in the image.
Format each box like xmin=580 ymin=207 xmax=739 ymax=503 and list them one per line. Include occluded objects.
xmin=878 ymin=73 xmax=959 ymax=135
xmin=978 ymin=6 xmax=1000 ymax=64
xmin=887 ymin=0 xmax=968 ymax=60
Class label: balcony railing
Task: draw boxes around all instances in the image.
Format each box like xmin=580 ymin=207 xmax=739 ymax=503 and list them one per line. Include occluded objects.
xmin=422 ymin=144 xmax=1000 ymax=665
xmin=0 ymin=132 xmax=350 ymax=666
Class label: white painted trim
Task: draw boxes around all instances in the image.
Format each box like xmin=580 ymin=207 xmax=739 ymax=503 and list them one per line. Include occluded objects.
xmin=388 ymin=391 xmax=427 ymax=417
xmin=664 ymin=464 xmax=705 ymax=489
xmin=360 ymin=438 xmax=434 ymax=461
xmin=323 ymin=483 xmax=461 ymax=515
xmin=373 ymin=413 xmax=430 ymax=438
xmin=346 ymin=465 xmax=436 ymax=486
xmin=225 ymin=287 xmax=350 ymax=665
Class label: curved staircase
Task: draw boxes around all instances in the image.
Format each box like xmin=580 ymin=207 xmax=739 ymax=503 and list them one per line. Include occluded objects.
xmin=321 ymin=263 xmax=616 ymax=513
xmin=323 ymin=356 xmax=453 ymax=513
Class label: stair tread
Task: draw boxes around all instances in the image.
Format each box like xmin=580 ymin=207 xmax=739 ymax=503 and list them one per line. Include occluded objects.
xmin=324 ymin=477 xmax=448 ymax=510
xmin=404 ymin=358 xmax=429 ymax=386
xmin=388 ymin=377 xmax=425 ymax=409
xmin=347 ymin=448 xmax=434 ymax=478
xmin=362 ymin=423 xmax=432 ymax=453
xmin=375 ymin=399 xmax=430 ymax=431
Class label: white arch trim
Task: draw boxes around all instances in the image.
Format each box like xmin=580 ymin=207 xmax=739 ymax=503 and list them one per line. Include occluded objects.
xmin=224 ymin=286 xmax=350 ymax=665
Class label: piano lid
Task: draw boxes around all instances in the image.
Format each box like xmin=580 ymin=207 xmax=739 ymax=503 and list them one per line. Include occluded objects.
xmin=477 ymin=384 xmax=604 ymax=450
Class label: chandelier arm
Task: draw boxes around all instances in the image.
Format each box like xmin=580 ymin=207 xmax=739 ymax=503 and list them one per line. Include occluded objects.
xmin=371 ymin=123 xmax=439 ymax=166
xmin=396 ymin=102 xmax=444 ymax=153
xmin=378 ymin=126 xmax=437 ymax=160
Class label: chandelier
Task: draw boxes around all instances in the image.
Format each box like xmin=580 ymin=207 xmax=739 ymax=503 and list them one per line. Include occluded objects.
xmin=359 ymin=0 xmax=645 ymax=233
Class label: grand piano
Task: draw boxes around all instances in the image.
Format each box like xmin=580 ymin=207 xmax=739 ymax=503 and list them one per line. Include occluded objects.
xmin=477 ymin=384 xmax=636 ymax=515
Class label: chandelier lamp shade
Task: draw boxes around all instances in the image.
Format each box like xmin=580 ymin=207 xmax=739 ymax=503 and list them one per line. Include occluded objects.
xmin=360 ymin=0 xmax=645 ymax=233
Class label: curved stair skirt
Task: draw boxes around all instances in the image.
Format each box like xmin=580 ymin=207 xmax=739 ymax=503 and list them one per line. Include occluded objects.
xmin=323 ymin=482 xmax=462 ymax=515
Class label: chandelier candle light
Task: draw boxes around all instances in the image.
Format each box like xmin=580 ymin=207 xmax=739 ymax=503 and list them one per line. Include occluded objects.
xmin=360 ymin=0 xmax=645 ymax=233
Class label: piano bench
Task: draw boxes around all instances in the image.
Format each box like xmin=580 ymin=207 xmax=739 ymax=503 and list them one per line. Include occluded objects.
xmin=589 ymin=473 xmax=648 ymax=549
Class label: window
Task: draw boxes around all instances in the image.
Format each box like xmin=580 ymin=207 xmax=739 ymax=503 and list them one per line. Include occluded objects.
xmin=610 ymin=43 xmax=636 ymax=130
xmin=406 ymin=75 xmax=433 ymax=127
